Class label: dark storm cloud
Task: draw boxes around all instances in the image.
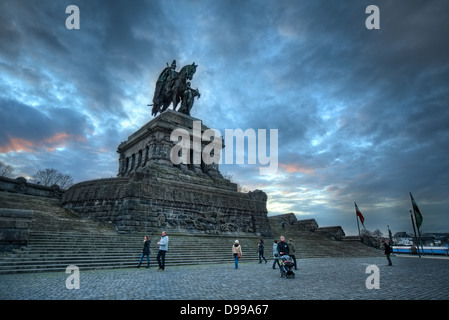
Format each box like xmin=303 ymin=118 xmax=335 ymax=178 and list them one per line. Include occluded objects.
xmin=1 ymin=0 xmax=166 ymax=120
xmin=216 ymin=0 xmax=449 ymax=234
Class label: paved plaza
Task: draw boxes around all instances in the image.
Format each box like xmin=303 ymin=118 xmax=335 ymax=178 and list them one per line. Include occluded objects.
xmin=1 ymin=255 xmax=448 ymax=301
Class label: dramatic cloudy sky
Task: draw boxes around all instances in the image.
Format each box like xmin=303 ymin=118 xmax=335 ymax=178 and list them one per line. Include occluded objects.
xmin=1 ymin=0 xmax=448 ymax=235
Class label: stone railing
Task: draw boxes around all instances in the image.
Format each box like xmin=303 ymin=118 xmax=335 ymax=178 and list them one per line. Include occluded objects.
xmin=0 ymin=176 xmax=63 ymax=199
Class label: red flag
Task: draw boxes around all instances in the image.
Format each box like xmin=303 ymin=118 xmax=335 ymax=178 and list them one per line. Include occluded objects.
xmin=354 ymin=201 xmax=365 ymax=227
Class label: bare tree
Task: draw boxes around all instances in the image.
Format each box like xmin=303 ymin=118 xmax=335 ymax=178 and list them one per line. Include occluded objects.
xmin=32 ymin=168 xmax=74 ymax=189
xmin=0 ymin=161 xmax=14 ymax=178
xmin=57 ymin=173 xmax=74 ymax=189
xmin=372 ymin=229 xmax=383 ymax=239
xmin=361 ymin=228 xmax=384 ymax=239
xmin=360 ymin=229 xmax=372 ymax=237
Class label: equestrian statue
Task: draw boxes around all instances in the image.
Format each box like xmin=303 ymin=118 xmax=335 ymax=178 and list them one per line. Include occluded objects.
xmin=150 ymin=60 xmax=200 ymax=117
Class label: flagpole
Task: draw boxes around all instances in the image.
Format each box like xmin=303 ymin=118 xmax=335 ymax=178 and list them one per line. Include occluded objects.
xmin=356 ymin=212 xmax=361 ymax=239
xmin=355 ymin=201 xmax=361 ymax=240
xmin=415 ymin=215 xmax=424 ymax=256
xmin=410 ymin=192 xmax=425 ymax=255
xmin=410 ymin=209 xmax=421 ymax=258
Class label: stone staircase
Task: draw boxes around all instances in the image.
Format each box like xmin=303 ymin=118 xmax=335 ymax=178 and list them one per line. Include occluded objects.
xmin=0 ymin=193 xmax=261 ymax=273
xmin=0 ymin=230 xmax=261 ymax=273
xmin=0 ymin=193 xmax=381 ymax=274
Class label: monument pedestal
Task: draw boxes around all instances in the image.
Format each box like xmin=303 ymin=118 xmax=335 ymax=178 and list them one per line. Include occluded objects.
xmin=117 ymin=109 xmax=224 ymax=182
xmin=61 ymin=110 xmax=272 ymax=237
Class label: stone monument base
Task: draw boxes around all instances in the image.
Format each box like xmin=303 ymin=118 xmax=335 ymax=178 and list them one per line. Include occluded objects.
xmin=61 ymin=110 xmax=272 ymax=237
xmin=61 ymin=167 xmax=272 ymax=237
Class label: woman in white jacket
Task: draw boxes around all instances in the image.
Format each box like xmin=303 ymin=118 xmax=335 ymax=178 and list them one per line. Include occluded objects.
xmin=232 ymin=240 xmax=243 ymax=269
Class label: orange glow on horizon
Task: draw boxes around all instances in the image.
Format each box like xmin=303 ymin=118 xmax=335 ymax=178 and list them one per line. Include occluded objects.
xmin=0 ymin=132 xmax=86 ymax=153
xmin=279 ymin=163 xmax=314 ymax=175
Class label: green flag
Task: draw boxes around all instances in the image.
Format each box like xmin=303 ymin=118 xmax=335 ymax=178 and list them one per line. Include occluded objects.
xmin=410 ymin=192 xmax=423 ymax=229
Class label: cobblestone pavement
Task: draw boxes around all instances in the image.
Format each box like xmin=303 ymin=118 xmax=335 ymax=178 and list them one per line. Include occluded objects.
xmin=1 ymin=255 xmax=448 ymax=301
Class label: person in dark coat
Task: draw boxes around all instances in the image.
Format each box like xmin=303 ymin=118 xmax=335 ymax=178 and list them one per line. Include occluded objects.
xmin=137 ymin=236 xmax=151 ymax=268
xmin=258 ymin=239 xmax=268 ymax=263
xmin=288 ymin=238 xmax=298 ymax=270
xmin=381 ymin=240 xmax=393 ymax=266
xmin=277 ymin=236 xmax=289 ymax=257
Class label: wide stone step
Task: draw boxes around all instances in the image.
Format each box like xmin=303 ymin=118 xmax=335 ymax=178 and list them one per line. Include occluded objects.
xmin=0 ymin=257 xmax=245 ymax=274
xmin=0 ymin=251 xmax=257 ymax=274
xmin=0 ymin=254 xmax=250 ymax=264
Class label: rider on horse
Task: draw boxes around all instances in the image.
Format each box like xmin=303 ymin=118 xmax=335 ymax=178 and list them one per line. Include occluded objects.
xmin=151 ymin=60 xmax=199 ymax=117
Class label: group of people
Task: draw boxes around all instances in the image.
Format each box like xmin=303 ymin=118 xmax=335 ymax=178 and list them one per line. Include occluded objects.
xmin=137 ymin=231 xmax=169 ymax=271
xmin=231 ymin=236 xmax=299 ymax=270
xmin=271 ymin=236 xmax=298 ymax=270
xmin=139 ymin=231 xmax=300 ymax=271
xmin=141 ymin=232 xmax=393 ymax=271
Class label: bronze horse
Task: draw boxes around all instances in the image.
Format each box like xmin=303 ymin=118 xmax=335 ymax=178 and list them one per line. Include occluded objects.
xmin=151 ymin=62 xmax=197 ymax=117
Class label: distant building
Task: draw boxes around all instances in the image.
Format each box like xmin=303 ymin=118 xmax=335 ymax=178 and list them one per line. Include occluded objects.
xmin=393 ymin=232 xmax=413 ymax=246
xmin=420 ymin=233 xmax=449 ymax=246
xmin=394 ymin=231 xmax=449 ymax=247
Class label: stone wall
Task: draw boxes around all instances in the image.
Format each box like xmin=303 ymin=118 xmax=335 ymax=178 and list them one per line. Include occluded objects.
xmin=316 ymin=226 xmax=346 ymax=240
xmin=0 ymin=208 xmax=33 ymax=252
xmin=296 ymin=219 xmax=319 ymax=231
xmin=268 ymin=213 xmax=346 ymax=239
xmin=62 ymin=164 xmax=272 ymax=237
xmin=268 ymin=213 xmax=319 ymax=231
xmin=0 ymin=176 xmax=63 ymax=199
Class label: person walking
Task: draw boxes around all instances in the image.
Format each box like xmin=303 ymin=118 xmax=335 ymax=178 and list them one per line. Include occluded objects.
xmin=382 ymin=240 xmax=393 ymax=266
xmin=232 ymin=240 xmax=243 ymax=269
xmin=277 ymin=236 xmax=289 ymax=257
xmin=157 ymin=231 xmax=169 ymax=271
xmin=258 ymin=239 xmax=268 ymax=264
xmin=288 ymin=238 xmax=298 ymax=270
xmin=272 ymin=240 xmax=280 ymax=269
xmin=137 ymin=236 xmax=151 ymax=268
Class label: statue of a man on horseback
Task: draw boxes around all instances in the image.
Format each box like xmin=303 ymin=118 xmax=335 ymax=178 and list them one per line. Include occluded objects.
xmin=150 ymin=60 xmax=200 ymax=117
